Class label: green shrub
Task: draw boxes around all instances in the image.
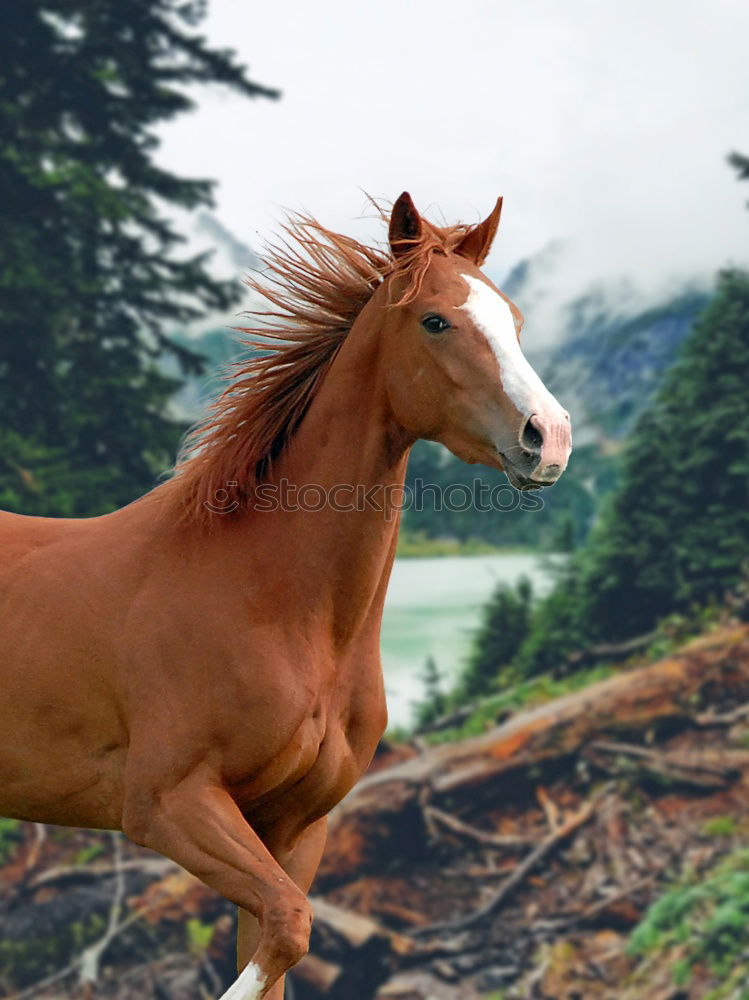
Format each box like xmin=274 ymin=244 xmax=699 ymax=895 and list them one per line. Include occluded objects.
xmin=457 ymin=576 xmax=534 ymax=700
xmin=628 ymin=849 xmax=749 ymax=989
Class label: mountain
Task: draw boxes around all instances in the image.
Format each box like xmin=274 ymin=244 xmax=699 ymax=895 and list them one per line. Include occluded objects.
xmin=535 ymin=290 xmax=710 ymax=441
xmin=501 ymin=243 xmax=712 ymax=440
xmin=166 ymin=326 xmax=248 ymax=419
xmin=194 ymin=212 xmax=261 ymax=275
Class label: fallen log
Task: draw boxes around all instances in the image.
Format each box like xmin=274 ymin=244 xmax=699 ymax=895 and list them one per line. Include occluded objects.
xmin=291 ymin=953 xmax=343 ymax=995
xmin=565 ymin=629 xmax=659 ymax=668
xmin=289 ymin=898 xmax=416 ymax=998
xmin=29 ymin=856 xmax=176 ymax=890
xmin=320 ymin=625 xmax=749 ymax=885
xmin=374 ymin=969 xmax=483 ymax=1000
xmin=423 ymin=805 xmax=535 ymax=850
xmin=584 ymin=739 xmax=749 ymax=788
xmin=417 ymin=628 xmax=658 ymax=737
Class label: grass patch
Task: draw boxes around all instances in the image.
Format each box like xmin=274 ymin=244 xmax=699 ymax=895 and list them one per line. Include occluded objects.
xmin=395 ymin=532 xmax=518 ymax=558
xmin=424 ymin=664 xmax=614 ymax=744
xmin=628 ymin=848 xmax=749 ymax=995
xmin=702 ymin=816 xmax=740 ymax=838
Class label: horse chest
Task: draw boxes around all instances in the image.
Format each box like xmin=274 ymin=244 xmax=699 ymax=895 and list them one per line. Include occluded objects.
xmin=234 ymin=717 xmax=381 ymax=834
xmin=226 ymin=655 xmax=387 ymax=825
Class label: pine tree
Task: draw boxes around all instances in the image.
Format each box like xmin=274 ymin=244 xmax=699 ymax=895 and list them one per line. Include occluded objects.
xmin=0 ymin=1 xmax=277 ymax=514
xmin=577 ymin=268 xmax=749 ymax=639
xmin=728 ymin=151 xmax=749 ymax=198
xmin=413 ymin=655 xmax=447 ymax=730
xmin=554 ymin=512 xmax=577 ymax=553
xmin=512 ymin=152 xmax=749 ymax=672
xmin=458 ymin=577 xmax=533 ymax=699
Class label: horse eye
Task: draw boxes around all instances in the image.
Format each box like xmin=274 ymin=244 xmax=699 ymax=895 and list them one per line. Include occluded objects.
xmin=421 ymin=314 xmax=450 ymax=334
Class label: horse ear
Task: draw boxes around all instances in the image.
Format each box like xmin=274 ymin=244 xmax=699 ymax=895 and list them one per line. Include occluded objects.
xmin=389 ymin=192 xmax=423 ymax=258
xmin=455 ymin=197 xmax=503 ymax=267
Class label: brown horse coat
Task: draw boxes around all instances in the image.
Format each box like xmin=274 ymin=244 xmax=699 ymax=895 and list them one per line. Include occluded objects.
xmin=0 ymin=194 xmax=570 ymax=999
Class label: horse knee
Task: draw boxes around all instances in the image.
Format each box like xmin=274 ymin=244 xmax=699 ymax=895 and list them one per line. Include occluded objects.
xmin=260 ymin=887 xmax=313 ymax=970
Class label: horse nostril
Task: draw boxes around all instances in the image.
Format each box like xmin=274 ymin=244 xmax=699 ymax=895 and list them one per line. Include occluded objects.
xmin=520 ymin=415 xmax=543 ymax=455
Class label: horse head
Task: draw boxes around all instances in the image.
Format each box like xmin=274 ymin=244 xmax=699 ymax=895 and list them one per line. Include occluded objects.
xmin=378 ymin=192 xmax=571 ymax=488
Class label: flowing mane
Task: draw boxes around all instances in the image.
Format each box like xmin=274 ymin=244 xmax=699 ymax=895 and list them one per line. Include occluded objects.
xmin=164 ymin=208 xmax=471 ymax=523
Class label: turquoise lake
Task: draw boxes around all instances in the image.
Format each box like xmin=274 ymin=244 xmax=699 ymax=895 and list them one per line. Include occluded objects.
xmin=381 ymin=553 xmax=560 ymax=727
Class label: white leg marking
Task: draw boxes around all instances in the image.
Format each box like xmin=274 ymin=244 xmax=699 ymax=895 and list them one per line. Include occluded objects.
xmin=217 ymin=960 xmax=267 ymax=1000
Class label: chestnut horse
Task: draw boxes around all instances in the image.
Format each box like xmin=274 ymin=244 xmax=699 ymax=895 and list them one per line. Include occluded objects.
xmin=0 ymin=193 xmax=570 ymax=999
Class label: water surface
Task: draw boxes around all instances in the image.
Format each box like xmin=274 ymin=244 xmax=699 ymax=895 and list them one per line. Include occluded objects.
xmin=381 ymin=553 xmax=559 ymax=727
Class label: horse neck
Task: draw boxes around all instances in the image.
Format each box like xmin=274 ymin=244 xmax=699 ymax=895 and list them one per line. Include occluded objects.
xmin=231 ymin=303 xmax=411 ymax=645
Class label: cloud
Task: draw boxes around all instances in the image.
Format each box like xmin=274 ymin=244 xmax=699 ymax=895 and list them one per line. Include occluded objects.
xmin=156 ymin=0 xmax=749 ymax=345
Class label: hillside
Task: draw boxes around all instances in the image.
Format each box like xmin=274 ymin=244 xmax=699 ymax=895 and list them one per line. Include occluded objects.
xmin=536 ymin=290 xmax=710 ymax=440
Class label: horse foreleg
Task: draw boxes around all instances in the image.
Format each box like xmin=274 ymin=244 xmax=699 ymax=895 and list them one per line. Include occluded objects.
xmin=237 ymin=817 xmax=328 ymax=1000
xmin=122 ymin=766 xmax=312 ymax=999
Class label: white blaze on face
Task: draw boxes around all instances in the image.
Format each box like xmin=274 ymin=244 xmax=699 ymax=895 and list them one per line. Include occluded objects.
xmin=219 ymin=961 xmax=267 ymax=1000
xmin=458 ymin=273 xmax=559 ymax=416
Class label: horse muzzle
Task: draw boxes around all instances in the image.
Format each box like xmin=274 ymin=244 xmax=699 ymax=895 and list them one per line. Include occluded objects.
xmin=502 ymin=410 xmax=572 ymax=488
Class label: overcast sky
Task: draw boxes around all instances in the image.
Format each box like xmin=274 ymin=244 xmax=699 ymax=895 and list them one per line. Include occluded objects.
xmin=158 ymin=0 xmax=749 ymax=330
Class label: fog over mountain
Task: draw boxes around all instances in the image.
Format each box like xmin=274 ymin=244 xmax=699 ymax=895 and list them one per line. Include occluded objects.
xmin=195 ymin=212 xmax=261 ymax=276
xmin=497 ymin=240 xmax=714 ymax=352
xmin=157 ymin=0 xmax=748 ymax=348
xmin=498 ymin=242 xmax=712 ymax=437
